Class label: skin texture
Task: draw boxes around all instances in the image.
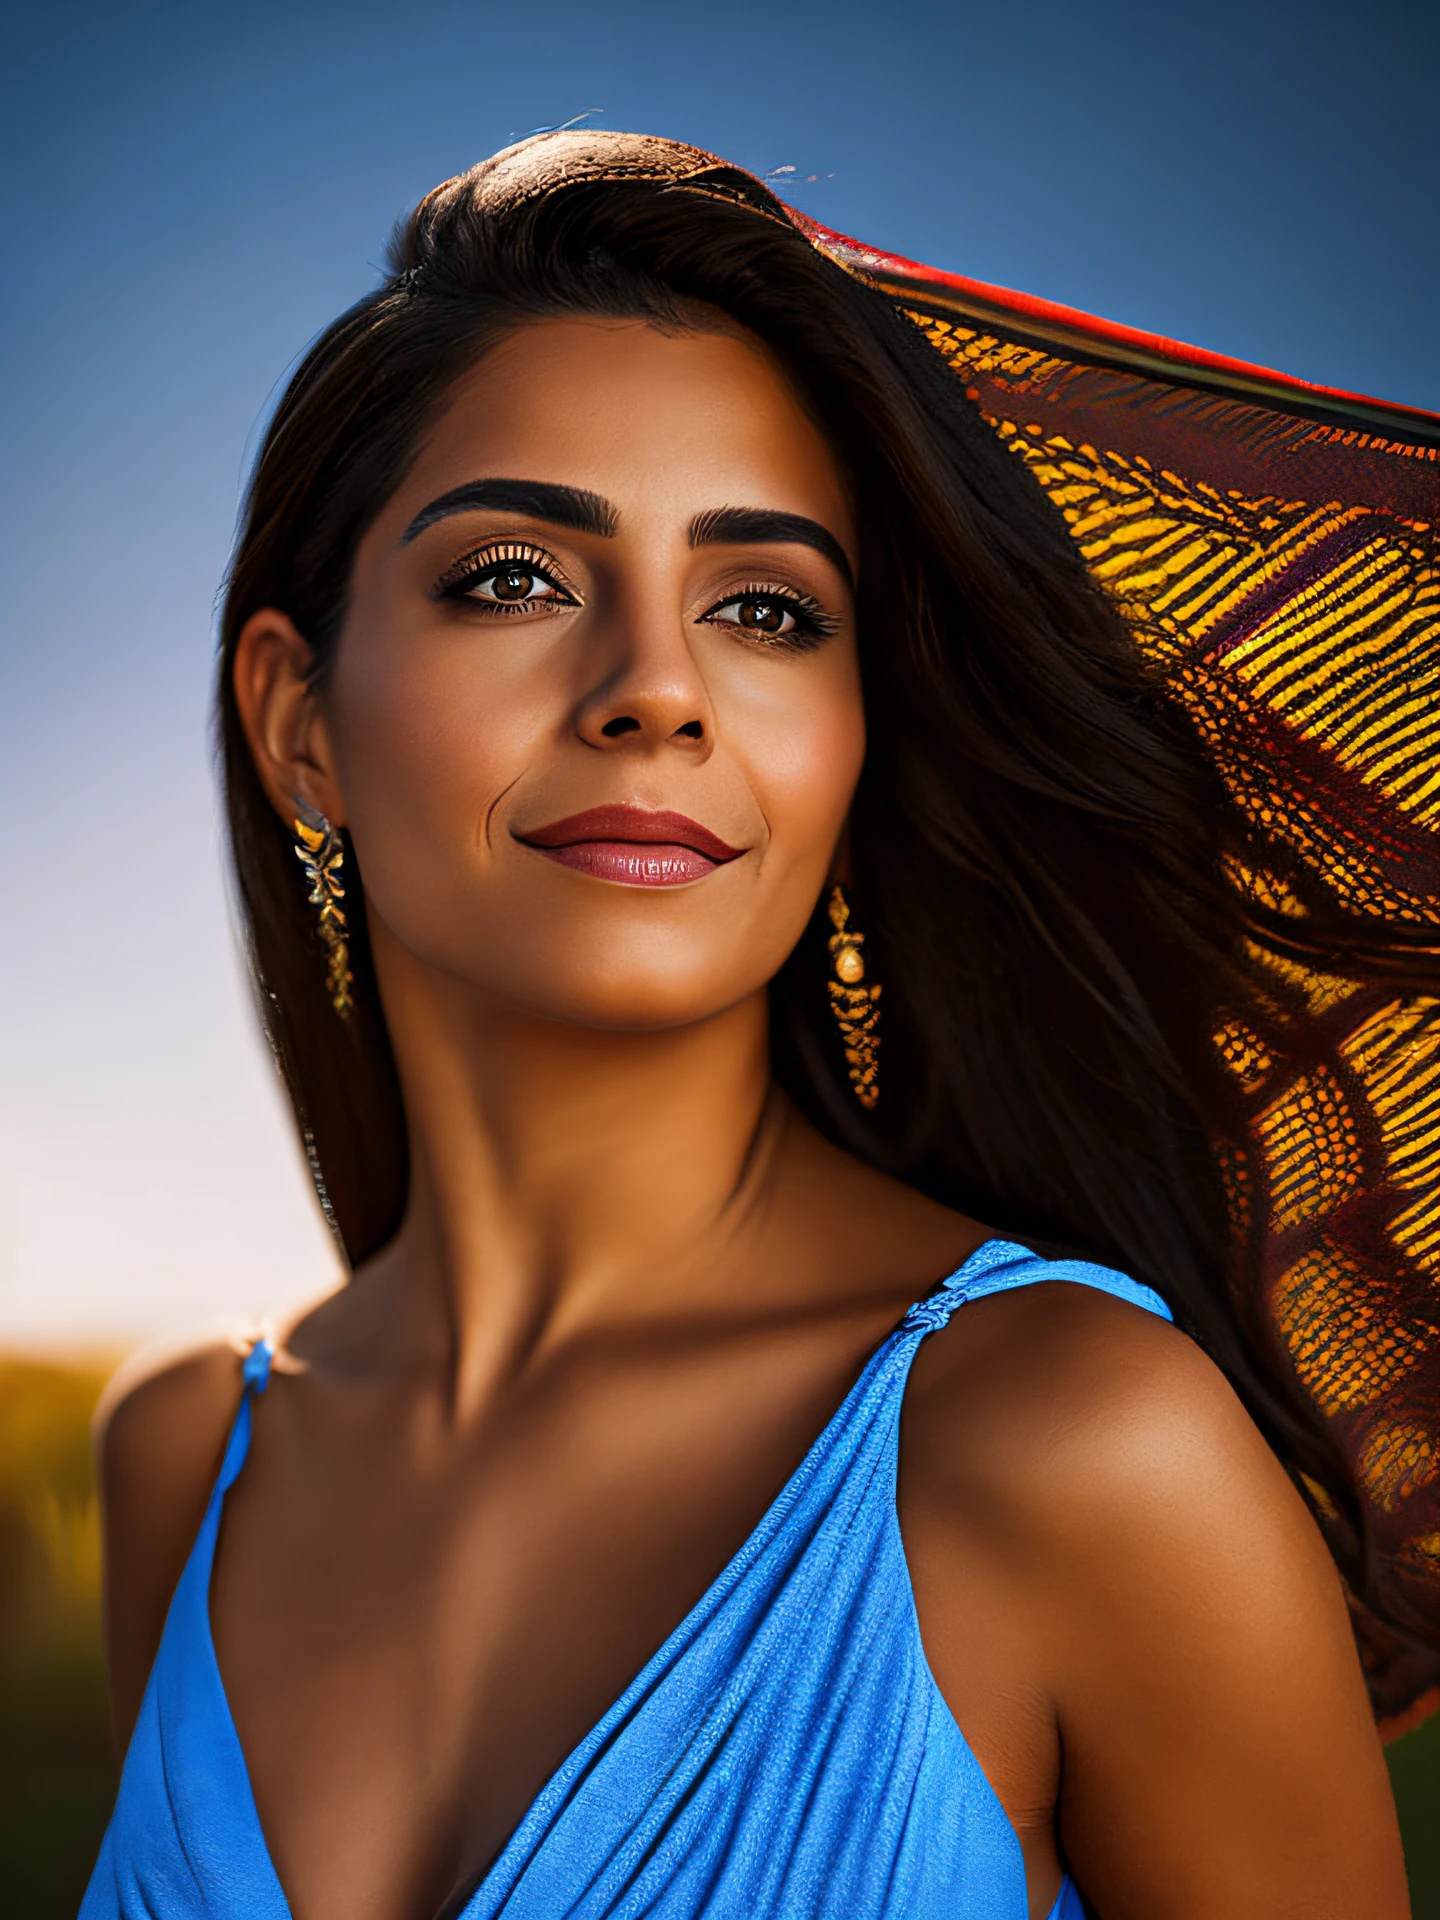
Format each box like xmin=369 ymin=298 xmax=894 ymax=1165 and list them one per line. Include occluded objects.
xmin=97 ymin=318 xmax=1410 ymax=1920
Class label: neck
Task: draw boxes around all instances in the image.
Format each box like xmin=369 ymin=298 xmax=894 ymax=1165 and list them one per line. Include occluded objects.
xmin=360 ymin=933 xmax=783 ymax=1404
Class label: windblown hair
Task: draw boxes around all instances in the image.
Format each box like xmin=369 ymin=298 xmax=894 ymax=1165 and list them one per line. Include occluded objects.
xmin=217 ymin=156 xmax=1423 ymax=1622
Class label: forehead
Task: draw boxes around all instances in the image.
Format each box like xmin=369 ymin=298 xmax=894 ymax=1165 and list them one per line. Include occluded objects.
xmin=394 ymin=316 xmax=853 ymax=532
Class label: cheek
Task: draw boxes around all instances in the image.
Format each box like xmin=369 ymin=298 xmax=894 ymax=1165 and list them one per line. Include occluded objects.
xmin=322 ymin=604 xmax=550 ymax=902
xmin=720 ymin=644 xmax=867 ymax=871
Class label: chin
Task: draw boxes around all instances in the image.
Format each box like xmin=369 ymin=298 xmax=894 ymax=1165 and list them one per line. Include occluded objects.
xmin=490 ymin=959 xmax=764 ymax=1035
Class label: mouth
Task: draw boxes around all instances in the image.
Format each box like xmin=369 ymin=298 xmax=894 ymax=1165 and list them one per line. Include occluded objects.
xmin=516 ymin=805 xmax=745 ymax=887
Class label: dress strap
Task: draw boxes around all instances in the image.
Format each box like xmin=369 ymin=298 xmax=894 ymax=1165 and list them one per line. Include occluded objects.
xmin=900 ymin=1238 xmax=1173 ymax=1336
xmin=242 ymin=1336 xmax=275 ymax=1394
xmin=215 ymin=1337 xmax=274 ymax=1496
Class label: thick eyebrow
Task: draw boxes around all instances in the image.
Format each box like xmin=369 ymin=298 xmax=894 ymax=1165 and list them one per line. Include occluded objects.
xmin=688 ymin=506 xmax=854 ymax=589
xmin=400 ymin=478 xmax=618 ymax=546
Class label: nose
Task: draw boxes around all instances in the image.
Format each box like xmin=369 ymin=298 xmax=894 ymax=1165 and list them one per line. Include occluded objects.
xmin=574 ymin=604 xmax=714 ymax=758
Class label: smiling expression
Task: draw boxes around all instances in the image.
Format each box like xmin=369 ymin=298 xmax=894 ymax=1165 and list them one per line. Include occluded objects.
xmin=307 ymin=315 xmax=866 ymax=1031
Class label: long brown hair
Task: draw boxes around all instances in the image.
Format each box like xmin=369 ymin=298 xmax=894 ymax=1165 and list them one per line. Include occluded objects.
xmin=216 ymin=143 xmax=1432 ymax=1633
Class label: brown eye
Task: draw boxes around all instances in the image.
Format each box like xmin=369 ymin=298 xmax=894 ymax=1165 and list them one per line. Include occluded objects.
xmin=446 ymin=552 xmax=576 ymax=611
xmin=699 ymin=585 xmax=838 ymax=652
xmin=471 ymin=563 xmax=559 ymax=606
xmin=707 ymin=593 xmax=800 ymax=638
xmin=491 ymin=565 xmax=537 ymax=601
xmin=737 ymin=598 xmax=791 ymax=634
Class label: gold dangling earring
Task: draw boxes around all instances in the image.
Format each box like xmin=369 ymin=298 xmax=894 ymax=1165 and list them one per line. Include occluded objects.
xmin=291 ymin=802 xmax=355 ymax=1021
xmin=827 ymin=885 xmax=881 ymax=1109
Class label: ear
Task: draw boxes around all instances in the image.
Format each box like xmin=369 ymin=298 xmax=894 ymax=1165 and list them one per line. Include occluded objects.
xmin=232 ymin=610 xmax=346 ymax=828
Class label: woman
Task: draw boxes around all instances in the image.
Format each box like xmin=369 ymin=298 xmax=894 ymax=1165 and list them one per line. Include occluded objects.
xmin=84 ymin=131 xmax=1437 ymax=1919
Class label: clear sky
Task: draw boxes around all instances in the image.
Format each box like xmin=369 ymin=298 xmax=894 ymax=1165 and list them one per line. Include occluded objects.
xmin=1 ymin=0 xmax=1436 ymax=1345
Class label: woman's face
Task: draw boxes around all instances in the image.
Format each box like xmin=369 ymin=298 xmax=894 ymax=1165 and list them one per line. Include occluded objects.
xmin=248 ymin=316 xmax=864 ymax=1032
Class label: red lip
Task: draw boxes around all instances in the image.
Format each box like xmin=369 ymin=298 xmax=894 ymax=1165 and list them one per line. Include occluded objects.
xmin=516 ymin=806 xmax=744 ymax=888
xmin=520 ymin=807 xmax=742 ymax=861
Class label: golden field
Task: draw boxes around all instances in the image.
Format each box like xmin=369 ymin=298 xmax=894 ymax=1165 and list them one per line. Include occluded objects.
xmin=1 ymin=1357 xmax=118 ymax=1914
xmin=1 ymin=1355 xmax=1436 ymax=1916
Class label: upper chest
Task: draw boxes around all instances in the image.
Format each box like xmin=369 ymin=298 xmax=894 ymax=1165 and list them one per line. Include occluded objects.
xmin=204 ymin=1303 xmax=1056 ymax=1920
xmin=208 ymin=1311 xmax=886 ymax=1916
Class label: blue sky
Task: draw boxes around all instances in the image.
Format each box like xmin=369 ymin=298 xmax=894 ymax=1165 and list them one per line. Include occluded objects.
xmin=1 ymin=0 xmax=1435 ymax=1342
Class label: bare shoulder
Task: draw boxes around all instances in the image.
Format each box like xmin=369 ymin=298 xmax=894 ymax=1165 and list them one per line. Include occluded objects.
xmin=902 ymin=1276 xmax=1405 ymax=1916
xmin=903 ymin=1275 xmax=1308 ymax=1566
xmin=97 ymin=1328 xmax=255 ymax=1514
xmin=96 ymin=1330 xmax=254 ymax=1749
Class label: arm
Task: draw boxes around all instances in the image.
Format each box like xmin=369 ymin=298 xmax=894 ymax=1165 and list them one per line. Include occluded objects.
xmin=904 ymin=1285 xmax=1410 ymax=1920
xmin=94 ymin=1338 xmax=250 ymax=1752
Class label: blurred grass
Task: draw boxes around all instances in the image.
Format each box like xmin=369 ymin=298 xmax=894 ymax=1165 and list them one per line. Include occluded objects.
xmin=1393 ymin=1708 xmax=1440 ymax=1916
xmin=0 ymin=1355 xmax=1436 ymax=1917
xmin=1 ymin=1358 xmax=118 ymax=1916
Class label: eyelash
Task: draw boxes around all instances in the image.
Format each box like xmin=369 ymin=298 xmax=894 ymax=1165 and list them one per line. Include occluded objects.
xmin=698 ymin=584 xmax=841 ymax=652
xmin=433 ymin=541 xmax=578 ymax=611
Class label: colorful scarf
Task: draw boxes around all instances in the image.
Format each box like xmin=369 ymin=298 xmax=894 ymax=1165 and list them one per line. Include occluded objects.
xmin=828 ymin=223 xmax=1440 ymax=1736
